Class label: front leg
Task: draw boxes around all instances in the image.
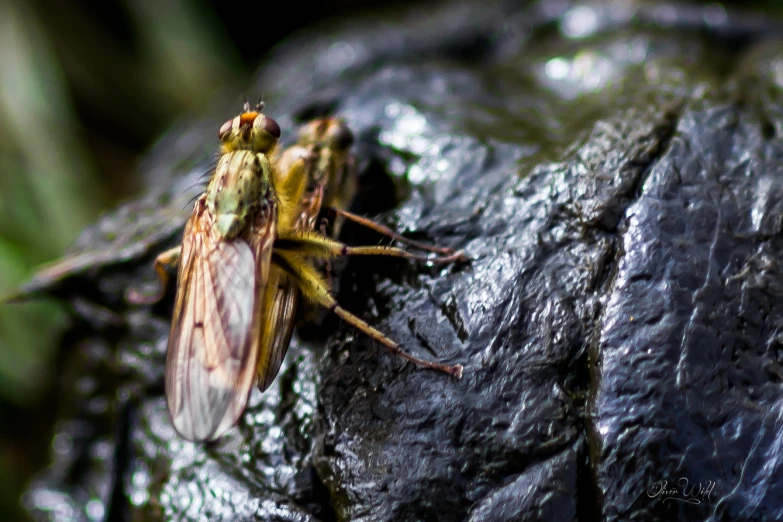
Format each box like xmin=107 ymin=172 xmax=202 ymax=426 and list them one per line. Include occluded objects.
xmin=126 ymin=246 xmax=182 ymax=304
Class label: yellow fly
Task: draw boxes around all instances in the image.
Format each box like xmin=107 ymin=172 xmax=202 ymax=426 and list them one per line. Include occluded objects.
xmin=255 ymin=116 xmax=468 ymax=392
xmin=137 ymin=103 xmax=465 ymax=442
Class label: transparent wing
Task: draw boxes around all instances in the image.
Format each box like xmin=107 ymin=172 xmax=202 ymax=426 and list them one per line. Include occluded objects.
xmin=165 ymin=201 xmax=275 ymax=442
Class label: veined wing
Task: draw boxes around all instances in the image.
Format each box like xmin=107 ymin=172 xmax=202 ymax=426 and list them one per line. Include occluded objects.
xmin=165 ymin=199 xmax=275 ymax=442
xmin=255 ymin=265 xmax=298 ymax=391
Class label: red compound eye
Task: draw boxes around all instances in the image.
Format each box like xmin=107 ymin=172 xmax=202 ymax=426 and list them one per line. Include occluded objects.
xmin=218 ymin=119 xmax=232 ymax=139
xmin=328 ymin=120 xmax=353 ymax=149
xmin=263 ymin=116 xmax=281 ymax=138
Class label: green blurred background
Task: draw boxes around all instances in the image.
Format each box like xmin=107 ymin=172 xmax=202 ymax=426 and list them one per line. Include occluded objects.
xmin=0 ymin=0 xmax=781 ymax=520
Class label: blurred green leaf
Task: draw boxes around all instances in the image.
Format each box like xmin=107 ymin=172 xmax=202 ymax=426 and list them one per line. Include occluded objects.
xmin=0 ymin=1 xmax=94 ymax=410
xmin=0 ymin=238 xmax=65 ymax=406
xmin=124 ymin=0 xmax=244 ymax=107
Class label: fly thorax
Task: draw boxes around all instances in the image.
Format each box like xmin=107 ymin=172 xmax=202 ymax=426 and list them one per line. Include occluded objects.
xmin=207 ymin=151 xmax=269 ymax=239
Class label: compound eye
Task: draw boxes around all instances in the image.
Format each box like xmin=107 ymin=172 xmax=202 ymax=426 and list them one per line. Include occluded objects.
xmin=262 ymin=116 xmax=281 ymax=139
xmin=218 ymin=119 xmax=233 ymax=139
xmin=298 ymin=119 xmax=330 ymax=144
xmin=327 ymin=120 xmax=353 ymax=150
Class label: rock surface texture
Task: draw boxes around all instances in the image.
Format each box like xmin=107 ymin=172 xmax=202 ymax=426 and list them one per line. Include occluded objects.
xmin=19 ymin=1 xmax=783 ymax=521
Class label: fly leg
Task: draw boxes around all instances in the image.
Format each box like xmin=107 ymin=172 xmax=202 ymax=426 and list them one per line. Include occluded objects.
xmin=274 ymin=252 xmax=462 ymax=378
xmin=319 ymin=216 xmax=333 ymax=288
xmin=326 ymin=207 xmax=470 ymax=260
xmin=126 ymin=246 xmax=181 ymax=305
xmin=274 ymin=231 xmax=468 ymax=265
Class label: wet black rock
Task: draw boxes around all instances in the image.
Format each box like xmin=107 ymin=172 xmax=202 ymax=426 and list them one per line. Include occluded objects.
xmin=18 ymin=1 xmax=783 ymax=521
